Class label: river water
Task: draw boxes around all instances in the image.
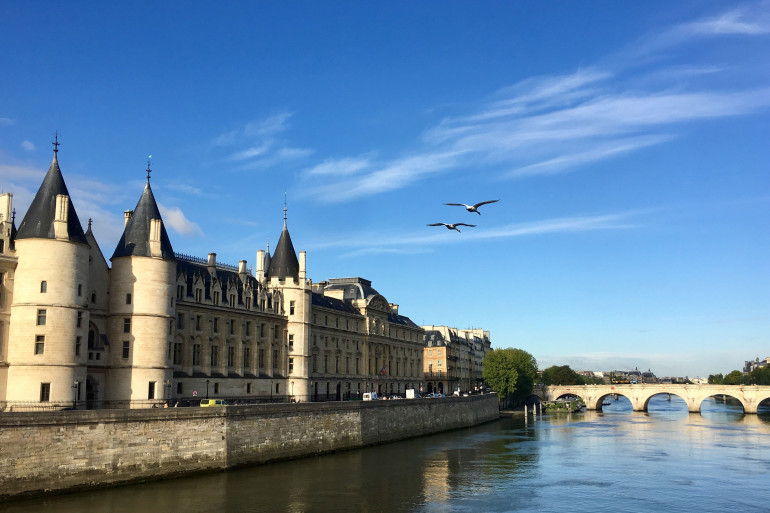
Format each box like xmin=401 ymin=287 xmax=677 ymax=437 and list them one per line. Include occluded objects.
xmin=5 ymin=395 xmax=770 ymax=513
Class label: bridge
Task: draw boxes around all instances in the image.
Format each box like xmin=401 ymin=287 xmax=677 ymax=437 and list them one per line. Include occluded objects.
xmin=535 ymin=384 xmax=770 ymax=414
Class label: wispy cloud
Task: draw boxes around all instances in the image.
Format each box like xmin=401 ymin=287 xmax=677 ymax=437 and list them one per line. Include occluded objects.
xmin=0 ymin=117 xmax=14 ymax=126
xmin=158 ymin=204 xmax=204 ymax=237
xmin=21 ymin=141 xmax=34 ymax=151
xmin=309 ymin=211 xmax=634 ymax=252
xmin=299 ymin=4 xmax=770 ymax=203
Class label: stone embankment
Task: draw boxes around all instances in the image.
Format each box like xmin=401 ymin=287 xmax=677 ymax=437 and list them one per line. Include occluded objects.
xmin=0 ymin=394 xmax=499 ymax=500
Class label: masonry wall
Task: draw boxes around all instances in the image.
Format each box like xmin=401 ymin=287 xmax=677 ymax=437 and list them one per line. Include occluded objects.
xmin=0 ymin=394 xmax=499 ymax=500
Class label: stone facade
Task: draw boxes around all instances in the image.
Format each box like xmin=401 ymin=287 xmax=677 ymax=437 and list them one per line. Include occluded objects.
xmin=0 ymin=147 xmax=434 ymax=410
xmin=0 ymin=394 xmax=500 ymax=500
xmin=422 ymin=326 xmax=491 ymax=395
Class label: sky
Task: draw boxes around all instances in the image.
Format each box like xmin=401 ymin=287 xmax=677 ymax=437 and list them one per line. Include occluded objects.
xmin=1 ymin=1 xmax=768 ymax=378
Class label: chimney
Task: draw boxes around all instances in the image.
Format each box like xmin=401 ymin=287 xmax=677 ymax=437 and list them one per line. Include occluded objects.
xmin=256 ymin=249 xmax=265 ymax=281
xmin=299 ymin=251 xmax=306 ymax=281
xmin=54 ymin=194 xmax=70 ymax=239
xmin=124 ymin=210 xmax=133 ymax=227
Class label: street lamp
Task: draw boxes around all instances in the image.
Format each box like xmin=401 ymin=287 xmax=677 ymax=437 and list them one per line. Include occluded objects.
xmin=71 ymin=380 xmax=79 ymax=410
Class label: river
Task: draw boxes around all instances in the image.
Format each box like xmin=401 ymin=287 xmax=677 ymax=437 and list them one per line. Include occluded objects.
xmin=5 ymin=395 xmax=770 ymax=512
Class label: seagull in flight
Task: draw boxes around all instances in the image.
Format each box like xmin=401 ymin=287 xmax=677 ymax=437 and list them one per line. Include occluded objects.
xmin=427 ymin=222 xmax=477 ymax=232
xmin=444 ymin=199 xmax=499 ymax=215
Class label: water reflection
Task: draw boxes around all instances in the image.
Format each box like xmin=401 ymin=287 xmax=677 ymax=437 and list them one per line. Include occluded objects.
xmin=5 ymin=397 xmax=770 ymax=513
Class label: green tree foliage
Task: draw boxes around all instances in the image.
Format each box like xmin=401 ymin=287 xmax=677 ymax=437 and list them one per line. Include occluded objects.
xmin=708 ymin=373 xmax=724 ymax=384
xmin=723 ymin=370 xmax=745 ymax=385
xmin=541 ymin=365 xmax=585 ymax=386
xmin=748 ymin=366 xmax=770 ymax=385
xmin=482 ymin=348 xmax=538 ymax=408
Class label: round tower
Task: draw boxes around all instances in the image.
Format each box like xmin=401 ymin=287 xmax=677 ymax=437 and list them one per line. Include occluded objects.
xmin=107 ymin=163 xmax=176 ymax=407
xmin=6 ymin=143 xmax=90 ymax=406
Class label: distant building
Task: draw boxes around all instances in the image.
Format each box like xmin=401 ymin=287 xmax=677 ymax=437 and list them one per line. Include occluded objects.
xmin=422 ymin=326 xmax=491 ymax=395
xmin=744 ymin=357 xmax=770 ymax=374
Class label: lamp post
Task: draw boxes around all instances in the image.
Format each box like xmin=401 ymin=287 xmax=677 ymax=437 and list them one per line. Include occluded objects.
xmin=206 ymin=379 xmax=210 ymax=399
xmin=71 ymin=380 xmax=79 ymax=410
xmin=164 ymin=379 xmax=171 ymax=405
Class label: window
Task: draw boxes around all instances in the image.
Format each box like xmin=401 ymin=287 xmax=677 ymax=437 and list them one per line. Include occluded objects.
xmin=247 ymin=383 xmax=252 ymax=394
xmin=213 ymin=317 xmax=219 ymax=333
xmin=227 ymin=346 xmax=235 ymax=367
xmin=260 ymin=323 xmax=265 ymax=337
xmin=246 ymin=322 xmax=251 ymax=336
xmin=177 ymin=382 xmax=183 ymax=394
xmin=173 ymin=343 xmax=183 ymax=365
xmin=77 ymin=311 xmax=83 ymax=328
xmin=229 ymin=294 xmax=235 ymax=307
xmin=123 ymin=318 xmax=131 ymax=333
xmin=122 ymin=341 xmax=130 ymax=359
xmin=272 ymin=349 xmax=278 ymax=369
xmin=290 ymin=301 xmax=295 ymax=315
xmin=35 ymin=335 xmax=45 ymax=354
xmin=75 ymin=336 xmax=81 ymax=356
xmin=177 ymin=313 xmax=184 ymax=329
xmin=288 ymin=334 xmax=294 ymax=351
xmin=289 ymin=358 xmax=294 ymax=374
xmin=40 ymin=383 xmax=51 ymax=402
xmin=335 ymin=356 xmax=339 ymax=373
xmin=193 ymin=344 xmax=201 ymax=365
xmin=243 ymin=347 xmax=251 ymax=370
xmin=148 ymin=381 xmax=156 ymax=400
xmin=312 ymin=354 xmax=317 ymax=372
xmin=126 ymin=293 xmax=132 ymax=304
xmin=177 ymin=285 xmax=184 ymax=300
xmin=273 ymin=325 xmax=278 ymax=339
xmin=230 ymin=320 xmax=234 ymax=335
xmin=196 ymin=315 xmax=202 ymax=331
xmin=78 ymin=284 xmax=82 ymax=296
xmin=211 ymin=345 xmax=219 ymax=367
xmin=259 ymin=348 xmax=265 ymax=368
xmin=40 ymin=281 xmax=47 ymax=293
xmin=91 ymin=292 xmax=96 ymax=303
xmin=214 ymin=382 xmax=220 ymax=394
xmin=213 ymin=291 xmax=220 ymax=304
xmin=36 ymin=309 xmax=46 ymax=326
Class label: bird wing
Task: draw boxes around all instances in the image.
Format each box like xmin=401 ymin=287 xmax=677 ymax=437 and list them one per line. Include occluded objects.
xmin=427 ymin=223 xmax=448 ymax=227
xmin=473 ymin=199 xmax=499 ymax=208
xmin=444 ymin=203 xmax=468 ymax=207
xmin=455 ymin=223 xmax=477 ymax=227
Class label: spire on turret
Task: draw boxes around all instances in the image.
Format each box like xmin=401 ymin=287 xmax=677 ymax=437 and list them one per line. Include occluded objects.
xmin=15 ymin=138 xmax=88 ymax=244
xmin=266 ymin=204 xmax=299 ymax=281
xmin=146 ymin=155 xmax=152 ymax=185
xmin=111 ymin=161 xmax=175 ymax=260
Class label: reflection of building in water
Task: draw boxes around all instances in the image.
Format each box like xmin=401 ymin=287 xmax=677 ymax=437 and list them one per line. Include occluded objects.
xmin=423 ymin=452 xmax=451 ymax=503
xmin=422 ymin=326 xmax=491 ymax=395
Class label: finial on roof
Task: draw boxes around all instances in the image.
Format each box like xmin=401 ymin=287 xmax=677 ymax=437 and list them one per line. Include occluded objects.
xmin=52 ymin=132 xmax=60 ymax=161
xmin=88 ymin=218 xmax=92 ymax=230
xmin=266 ymin=240 xmax=270 ymax=253
xmin=12 ymin=208 xmax=16 ymax=223
xmin=146 ymin=155 xmax=152 ymax=184
xmin=283 ymin=190 xmax=288 ymax=227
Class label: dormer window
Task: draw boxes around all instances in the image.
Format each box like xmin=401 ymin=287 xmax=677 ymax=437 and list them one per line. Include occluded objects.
xmin=40 ymin=281 xmax=47 ymax=293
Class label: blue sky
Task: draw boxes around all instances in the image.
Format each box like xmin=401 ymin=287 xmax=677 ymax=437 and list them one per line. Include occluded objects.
xmin=2 ymin=2 xmax=768 ymax=377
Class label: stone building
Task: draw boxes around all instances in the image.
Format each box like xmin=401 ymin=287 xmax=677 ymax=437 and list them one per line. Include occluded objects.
xmin=0 ymin=145 xmax=425 ymax=410
xmin=422 ymin=326 xmax=491 ymax=395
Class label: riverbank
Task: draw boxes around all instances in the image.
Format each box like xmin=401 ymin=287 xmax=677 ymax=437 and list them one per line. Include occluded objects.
xmin=0 ymin=394 xmax=499 ymax=501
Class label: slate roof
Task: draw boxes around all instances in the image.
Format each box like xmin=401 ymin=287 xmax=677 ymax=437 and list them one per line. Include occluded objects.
xmin=266 ymin=223 xmax=299 ymax=280
xmin=311 ymin=292 xmax=361 ymax=315
xmin=324 ymin=277 xmax=381 ymax=301
xmin=111 ymin=182 xmax=175 ymax=260
xmin=176 ymin=258 xmax=258 ymax=307
xmin=15 ymin=154 xmax=88 ymax=244
xmin=389 ymin=312 xmax=420 ymax=329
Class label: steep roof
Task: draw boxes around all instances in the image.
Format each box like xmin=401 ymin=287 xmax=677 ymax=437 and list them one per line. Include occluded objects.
xmin=111 ymin=181 xmax=175 ymax=260
xmin=266 ymin=223 xmax=299 ymax=280
xmin=15 ymin=153 xmax=88 ymax=244
xmin=324 ymin=277 xmax=381 ymax=301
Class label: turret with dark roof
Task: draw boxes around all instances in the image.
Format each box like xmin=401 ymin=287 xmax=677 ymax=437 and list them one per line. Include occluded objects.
xmin=15 ymin=144 xmax=88 ymax=244
xmin=266 ymin=208 xmax=299 ymax=281
xmin=111 ymin=166 xmax=174 ymax=260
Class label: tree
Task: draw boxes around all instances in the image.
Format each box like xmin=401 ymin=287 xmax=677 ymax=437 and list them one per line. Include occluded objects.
xmin=708 ymin=373 xmax=724 ymax=384
xmin=749 ymin=366 xmax=770 ymax=386
xmin=483 ymin=348 xmax=538 ymax=408
xmin=723 ymin=370 xmax=745 ymax=385
xmin=541 ymin=365 xmax=584 ymax=386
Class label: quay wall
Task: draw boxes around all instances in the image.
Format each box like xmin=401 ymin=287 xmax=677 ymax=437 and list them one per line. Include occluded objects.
xmin=0 ymin=394 xmax=499 ymax=500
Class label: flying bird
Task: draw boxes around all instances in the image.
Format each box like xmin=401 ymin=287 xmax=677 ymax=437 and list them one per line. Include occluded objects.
xmin=444 ymin=199 xmax=499 ymax=215
xmin=427 ymin=222 xmax=477 ymax=232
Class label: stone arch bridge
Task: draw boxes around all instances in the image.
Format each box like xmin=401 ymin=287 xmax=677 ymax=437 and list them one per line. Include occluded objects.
xmin=535 ymin=384 xmax=770 ymax=414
